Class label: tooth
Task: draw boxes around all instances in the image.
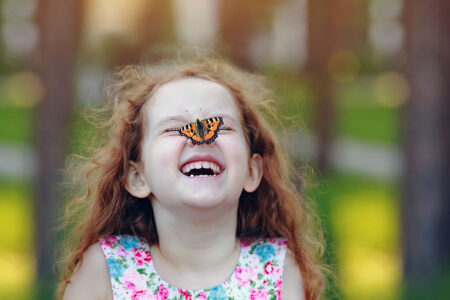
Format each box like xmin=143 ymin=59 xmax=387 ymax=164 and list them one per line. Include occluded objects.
xmin=190 ymin=174 xmax=194 ymax=177
xmin=195 ymin=162 xmax=202 ymax=169
xmin=203 ymin=162 xmax=210 ymax=169
xmin=182 ymin=164 xmax=194 ymax=174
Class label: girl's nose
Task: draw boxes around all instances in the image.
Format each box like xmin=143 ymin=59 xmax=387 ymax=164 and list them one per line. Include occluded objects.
xmin=186 ymin=138 xmax=215 ymax=147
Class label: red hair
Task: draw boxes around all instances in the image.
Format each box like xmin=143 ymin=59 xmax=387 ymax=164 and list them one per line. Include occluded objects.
xmin=58 ymin=56 xmax=327 ymax=299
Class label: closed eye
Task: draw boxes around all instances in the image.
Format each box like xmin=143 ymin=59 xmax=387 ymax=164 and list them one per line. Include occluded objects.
xmin=161 ymin=128 xmax=179 ymax=134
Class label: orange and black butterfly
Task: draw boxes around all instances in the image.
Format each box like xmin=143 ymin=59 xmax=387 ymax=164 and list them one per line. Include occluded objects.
xmin=169 ymin=116 xmax=228 ymax=145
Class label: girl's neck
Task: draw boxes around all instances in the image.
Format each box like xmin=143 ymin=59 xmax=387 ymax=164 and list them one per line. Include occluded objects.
xmin=150 ymin=202 xmax=241 ymax=288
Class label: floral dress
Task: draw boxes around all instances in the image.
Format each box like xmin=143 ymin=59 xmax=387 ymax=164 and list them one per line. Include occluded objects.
xmin=100 ymin=235 xmax=288 ymax=300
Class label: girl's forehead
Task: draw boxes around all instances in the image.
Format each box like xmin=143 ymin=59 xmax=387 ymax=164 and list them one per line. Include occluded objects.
xmin=146 ymin=77 xmax=242 ymax=125
xmin=152 ymin=77 xmax=232 ymax=102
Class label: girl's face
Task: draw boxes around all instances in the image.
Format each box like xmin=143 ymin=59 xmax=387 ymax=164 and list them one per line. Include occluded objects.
xmin=129 ymin=77 xmax=262 ymax=214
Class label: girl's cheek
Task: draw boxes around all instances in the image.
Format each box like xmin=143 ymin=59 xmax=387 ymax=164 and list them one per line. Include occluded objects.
xmin=221 ymin=141 xmax=250 ymax=166
xmin=158 ymin=139 xmax=187 ymax=164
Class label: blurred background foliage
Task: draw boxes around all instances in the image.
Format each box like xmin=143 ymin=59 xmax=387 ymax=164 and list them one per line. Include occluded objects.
xmin=0 ymin=0 xmax=449 ymax=299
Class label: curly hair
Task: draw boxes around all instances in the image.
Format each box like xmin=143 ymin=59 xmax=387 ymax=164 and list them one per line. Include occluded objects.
xmin=58 ymin=55 xmax=326 ymax=299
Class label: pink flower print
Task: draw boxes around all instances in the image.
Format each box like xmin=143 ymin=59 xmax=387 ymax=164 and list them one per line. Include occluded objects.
xmin=156 ymin=284 xmax=169 ymax=300
xmin=123 ymin=269 xmax=147 ymax=291
xmin=274 ymin=268 xmax=284 ymax=281
xmin=117 ymin=247 xmax=128 ymax=257
xmin=250 ymin=289 xmax=269 ymax=300
xmin=277 ymin=239 xmax=288 ymax=246
xmin=262 ymin=280 xmax=268 ymax=286
xmin=276 ymin=288 xmax=282 ymax=300
xmin=235 ymin=266 xmax=255 ymax=287
xmin=197 ymin=292 xmax=207 ymax=300
xmin=125 ymin=276 xmax=150 ymax=300
xmin=131 ymin=289 xmax=150 ymax=300
xmin=264 ymin=262 xmax=274 ymax=275
xmin=178 ymin=289 xmax=192 ymax=300
xmin=125 ymin=280 xmax=136 ymax=290
xmin=101 ymin=236 xmax=118 ymax=247
xmin=276 ymin=279 xmax=283 ymax=299
xmin=241 ymin=239 xmax=253 ymax=247
xmin=132 ymin=248 xmax=152 ymax=266
xmin=276 ymin=279 xmax=282 ymax=289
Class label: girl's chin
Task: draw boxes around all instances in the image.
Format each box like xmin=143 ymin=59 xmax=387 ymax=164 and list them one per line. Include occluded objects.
xmin=180 ymin=196 xmax=229 ymax=209
xmin=174 ymin=194 xmax=239 ymax=213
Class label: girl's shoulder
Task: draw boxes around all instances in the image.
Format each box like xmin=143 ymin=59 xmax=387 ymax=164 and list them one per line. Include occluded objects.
xmin=63 ymin=242 xmax=113 ymax=300
xmin=281 ymin=248 xmax=306 ymax=300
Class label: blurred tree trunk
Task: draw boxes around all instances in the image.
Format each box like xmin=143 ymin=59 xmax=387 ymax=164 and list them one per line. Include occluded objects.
xmin=306 ymin=0 xmax=333 ymax=170
xmin=219 ymin=0 xmax=255 ymax=68
xmin=403 ymin=0 xmax=450 ymax=282
xmin=35 ymin=0 xmax=81 ymax=292
xmin=111 ymin=0 xmax=174 ymax=66
xmin=306 ymin=0 xmax=366 ymax=171
xmin=219 ymin=0 xmax=279 ymax=69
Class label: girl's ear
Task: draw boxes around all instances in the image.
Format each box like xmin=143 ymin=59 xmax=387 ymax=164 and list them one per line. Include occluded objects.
xmin=244 ymin=153 xmax=263 ymax=193
xmin=125 ymin=161 xmax=151 ymax=198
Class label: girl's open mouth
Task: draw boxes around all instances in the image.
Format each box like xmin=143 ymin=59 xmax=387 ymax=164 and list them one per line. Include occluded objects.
xmin=179 ymin=160 xmax=223 ymax=178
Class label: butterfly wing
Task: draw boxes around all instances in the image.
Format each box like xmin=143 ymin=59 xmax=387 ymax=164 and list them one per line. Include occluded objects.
xmin=179 ymin=122 xmax=195 ymax=138
xmin=179 ymin=116 xmax=224 ymax=144
xmin=179 ymin=121 xmax=204 ymax=144
xmin=202 ymin=117 xmax=223 ymax=144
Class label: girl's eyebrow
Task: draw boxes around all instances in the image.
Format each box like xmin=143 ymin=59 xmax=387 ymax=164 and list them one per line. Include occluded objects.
xmin=155 ymin=114 xmax=240 ymax=128
xmin=154 ymin=116 xmax=187 ymax=128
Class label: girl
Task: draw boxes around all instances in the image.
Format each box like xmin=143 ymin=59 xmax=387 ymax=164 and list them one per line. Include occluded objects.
xmin=59 ymin=56 xmax=326 ymax=299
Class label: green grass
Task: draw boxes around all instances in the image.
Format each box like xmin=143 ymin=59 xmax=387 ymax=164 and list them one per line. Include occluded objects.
xmin=402 ymin=266 xmax=450 ymax=300
xmin=0 ymin=105 xmax=34 ymax=145
xmin=306 ymin=172 xmax=401 ymax=300
xmin=335 ymin=82 xmax=400 ymax=145
xmin=267 ymin=70 xmax=314 ymax=129
xmin=267 ymin=71 xmax=400 ymax=145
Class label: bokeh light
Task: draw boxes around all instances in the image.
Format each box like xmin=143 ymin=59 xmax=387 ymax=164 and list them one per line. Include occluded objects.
xmin=333 ymin=191 xmax=401 ymax=300
xmin=0 ymin=187 xmax=34 ymax=300
xmin=2 ymin=72 xmax=44 ymax=107
xmin=372 ymin=71 xmax=410 ymax=107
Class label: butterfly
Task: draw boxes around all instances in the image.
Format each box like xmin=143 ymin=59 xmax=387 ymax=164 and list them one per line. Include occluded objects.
xmin=167 ymin=116 xmax=229 ymax=145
